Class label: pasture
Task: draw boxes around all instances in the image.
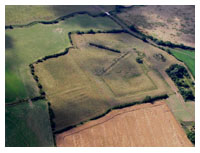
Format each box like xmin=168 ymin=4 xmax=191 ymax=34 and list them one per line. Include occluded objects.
xmin=170 ymin=48 xmax=195 ymax=77
xmin=5 ymin=14 xmax=121 ymax=103
xmin=34 ymin=33 xmax=180 ymax=132
xmin=5 ymin=100 xmax=54 ymax=147
xmin=5 ymin=5 xmax=116 ymax=25
xmin=56 ymin=101 xmax=192 ymax=147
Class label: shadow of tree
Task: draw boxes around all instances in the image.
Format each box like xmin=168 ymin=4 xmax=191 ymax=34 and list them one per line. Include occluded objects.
xmin=5 ymin=34 xmax=13 ymax=49
xmin=51 ymin=5 xmax=99 ymax=17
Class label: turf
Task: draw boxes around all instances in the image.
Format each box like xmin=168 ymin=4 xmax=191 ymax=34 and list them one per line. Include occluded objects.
xmin=5 ymin=100 xmax=54 ymax=147
xmin=5 ymin=5 xmax=116 ymax=25
xmin=5 ymin=14 xmax=121 ymax=103
xmin=170 ymin=48 xmax=195 ymax=77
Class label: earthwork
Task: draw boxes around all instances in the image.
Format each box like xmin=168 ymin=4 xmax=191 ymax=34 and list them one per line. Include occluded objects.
xmin=5 ymin=5 xmax=195 ymax=147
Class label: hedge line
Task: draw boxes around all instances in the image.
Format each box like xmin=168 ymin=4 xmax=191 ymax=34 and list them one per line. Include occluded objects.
xmin=129 ymin=25 xmax=194 ymax=51
xmin=148 ymin=35 xmax=194 ymax=50
xmin=89 ymin=43 xmax=121 ymax=53
xmin=29 ymin=64 xmax=46 ymax=96
xmin=54 ymin=94 xmax=168 ymax=134
xmin=75 ymin=29 xmax=126 ymax=35
xmin=5 ymin=95 xmax=45 ymax=106
xmin=29 ymin=63 xmax=56 ymax=140
xmin=33 ymin=47 xmax=72 ymax=65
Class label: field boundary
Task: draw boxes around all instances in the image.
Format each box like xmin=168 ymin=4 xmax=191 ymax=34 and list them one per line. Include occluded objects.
xmin=5 ymin=11 xmax=108 ymax=30
xmin=54 ymin=94 xmax=168 ymax=134
xmin=5 ymin=95 xmax=45 ymax=106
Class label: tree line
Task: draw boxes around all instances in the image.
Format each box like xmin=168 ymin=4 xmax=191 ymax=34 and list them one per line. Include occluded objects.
xmin=166 ymin=64 xmax=194 ymax=101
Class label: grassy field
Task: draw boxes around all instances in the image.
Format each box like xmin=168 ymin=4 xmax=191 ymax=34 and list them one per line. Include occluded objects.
xmin=34 ymin=33 xmax=176 ymax=132
xmin=166 ymin=94 xmax=194 ymax=122
xmin=5 ymin=5 xmax=116 ymax=25
xmin=170 ymin=48 xmax=195 ymax=77
xmin=5 ymin=100 xmax=54 ymax=147
xmin=5 ymin=14 xmax=121 ymax=103
xmin=56 ymin=101 xmax=192 ymax=147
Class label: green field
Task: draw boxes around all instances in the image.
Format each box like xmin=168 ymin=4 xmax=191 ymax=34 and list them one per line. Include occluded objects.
xmin=5 ymin=14 xmax=121 ymax=103
xmin=170 ymin=48 xmax=195 ymax=77
xmin=5 ymin=5 xmax=116 ymax=25
xmin=166 ymin=95 xmax=195 ymax=122
xmin=5 ymin=100 xmax=54 ymax=147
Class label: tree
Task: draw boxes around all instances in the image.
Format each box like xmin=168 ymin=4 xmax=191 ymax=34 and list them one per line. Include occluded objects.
xmin=187 ymin=126 xmax=195 ymax=144
xmin=141 ymin=36 xmax=147 ymax=42
xmin=115 ymin=5 xmax=125 ymax=13
xmin=88 ymin=29 xmax=95 ymax=34
xmin=143 ymin=96 xmax=152 ymax=103
xmin=130 ymin=25 xmax=139 ymax=33
xmin=136 ymin=57 xmax=143 ymax=64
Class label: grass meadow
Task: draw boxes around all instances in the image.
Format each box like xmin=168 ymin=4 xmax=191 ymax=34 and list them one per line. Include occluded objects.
xmin=170 ymin=48 xmax=195 ymax=77
xmin=5 ymin=100 xmax=54 ymax=147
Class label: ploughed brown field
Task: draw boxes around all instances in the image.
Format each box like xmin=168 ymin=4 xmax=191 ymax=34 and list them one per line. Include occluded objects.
xmin=56 ymin=101 xmax=192 ymax=147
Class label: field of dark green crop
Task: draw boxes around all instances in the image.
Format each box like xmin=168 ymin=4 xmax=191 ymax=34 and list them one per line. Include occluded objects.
xmin=5 ymin=100 xmax=54 ymax=147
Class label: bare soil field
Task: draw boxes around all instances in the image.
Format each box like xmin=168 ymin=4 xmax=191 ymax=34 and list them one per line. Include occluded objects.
xmin=56 ymin=101 xmax=192 ymax=147
xmin=34 ymin=33 xmax=182 ymax=132
xmin=117 ymin=5 xmax=195 ymax=47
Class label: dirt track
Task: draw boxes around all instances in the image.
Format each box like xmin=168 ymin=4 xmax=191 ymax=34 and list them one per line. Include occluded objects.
xmin=56 ymin=101 xmax=192 ymax=147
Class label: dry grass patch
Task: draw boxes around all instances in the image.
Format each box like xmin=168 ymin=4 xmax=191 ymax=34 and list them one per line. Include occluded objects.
xmin=117 ymin=5 xmax=195 ymax=47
